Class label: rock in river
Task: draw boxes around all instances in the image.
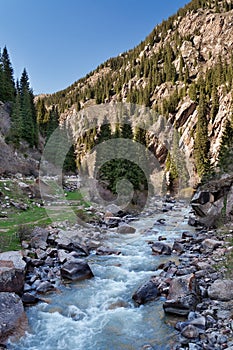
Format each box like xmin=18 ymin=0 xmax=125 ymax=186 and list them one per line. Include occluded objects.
xmin=117 ymin=224 xmax=136 ymax=234
xmin=132 ymin=280 xmax=160 ymax=305
xmin=151 ymin=242 xmax=172 ymax=255
xmin=60 ymin=259 xmax=94 ymax=281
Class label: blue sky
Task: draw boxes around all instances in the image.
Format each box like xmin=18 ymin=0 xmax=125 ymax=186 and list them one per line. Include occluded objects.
xmin=0 ymin=0 xmax=190 ymax=95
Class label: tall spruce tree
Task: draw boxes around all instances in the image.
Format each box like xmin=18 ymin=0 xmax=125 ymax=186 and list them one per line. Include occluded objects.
xmin=19 ymin=69 xmax=37 ymax=147
xmin=0 ymin=59 xmax=4 ymax=101
xmin=0 ymin=46 xmax=15 ymax=102
xmin=218 ymin=115 xmax=233 ymax=172
xmin=8 ymin=82 xmax=22 ymax=145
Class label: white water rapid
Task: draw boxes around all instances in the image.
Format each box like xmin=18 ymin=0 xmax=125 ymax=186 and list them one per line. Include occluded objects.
xmin=8 ymin=201 xmax=193 ymax=350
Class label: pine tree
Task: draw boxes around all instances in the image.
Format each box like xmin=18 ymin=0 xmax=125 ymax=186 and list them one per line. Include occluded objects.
xmin=20 ymin=69 xmax=38 ymax=147
xmin=0 ymin=60 xmax=4 ymax=101
xmin=36 ymin=98 xmax=49 ymax=137
xmin=210 ymin=83 xmax=219 ymax=120
xmin=1 ymin=47 xmax=15 ymax=102
xmin=8 ymin=86 xmax=22 ymax=145
xmin=188 ymin=82 xmax=197 ymax=102
xmin=96 ymin=116 xmax=112 ymax=143
xmin=94 ymin=116 xmax=113 ymax=183
xmin=194 ymin=87 xmax=210 ymax=177
xmin=121 ymin=116 xmax=133 ymax=139
xmin=218 ymin=115 xmax=233 ymax=172
xmin=215 ymin=0 xmax=220 ymax=12
xmin=134 ymin=125 xmax=147 ymax=146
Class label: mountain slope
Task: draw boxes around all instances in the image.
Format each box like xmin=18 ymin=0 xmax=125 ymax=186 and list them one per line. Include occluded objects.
xmin=38 ymin=0 xmax=233 ymax=189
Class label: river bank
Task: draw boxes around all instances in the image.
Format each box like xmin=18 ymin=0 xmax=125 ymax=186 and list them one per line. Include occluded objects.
xmin=0 ymin=196 xmax=233 ymax=349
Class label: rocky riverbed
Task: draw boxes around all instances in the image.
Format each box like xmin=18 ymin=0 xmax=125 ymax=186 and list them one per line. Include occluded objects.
xmin=0 ymin=197 xmax=233 ymax=349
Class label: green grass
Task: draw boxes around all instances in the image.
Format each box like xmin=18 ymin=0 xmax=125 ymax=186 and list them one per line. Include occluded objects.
xmin=64 ymin=190 xmax=91 ymax=207
xmin=215 ymin=227 xmax=233 ymax=278
xmin=0 ymin=181 xmax=95 ymax=252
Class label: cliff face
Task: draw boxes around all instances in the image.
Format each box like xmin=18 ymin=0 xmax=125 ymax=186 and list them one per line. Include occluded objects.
xmin=40 ymin=1 xmax=233 ymax=188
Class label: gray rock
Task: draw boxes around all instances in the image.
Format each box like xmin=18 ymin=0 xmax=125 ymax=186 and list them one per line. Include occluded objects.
xmin=57 ymin=241 xmax=89 ymax=256
xmin=181 ymin=324 xmax=200 ymax=339
xmin=0 ymin=251 xmax=26 ymax=294
xmin=30 ymin=226 xmax=49 ymax=250
xmin=117 ymin=224 xmax=136 ymax=234
xmin=0 ymin=292 xmax=28 ymax=343
xmin=36 ymin=281 xmax=55 ymax=294
xmin=152 ymin=242 xmax=172 ymax=255
xmin=172 ymin=241 xmax=184 ymax=254
xmin=105 ymin=204 xmax=122 ymax=215
xmin=132 ymin=280 xmax=160 ymax=305
xmin=96 ymin=246 xmax=121 ymax=255
xmin=188 ymin=344 xmax=202 ymax=350
xmin=201 ymin=238 xmax=222 ymax=251
xmin=58 ymin=249 xmax=69 ymax=263
xmin=191 ymin=191 xmax=214 ymax=205
xmin=60 ymin=259 xmax=94 ymax=281
xmin=190 ymin=316 xmax=206 ymax=331
xmin=0 ymin=251 xmax=26 ymax=271
xmin=21 ymin=292 xmax=39 ymax=305
xmin=163 ymin=274 xmax=199 ymax=316
xmin=208 ymin=279 xmax=233 ymax=301
xmin=176 ymin=266 xmax=197 ymax=276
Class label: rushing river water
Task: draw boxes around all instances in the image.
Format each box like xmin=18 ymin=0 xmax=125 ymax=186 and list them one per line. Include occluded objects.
xmin=9 ymin=202 xmax=192 ymax=350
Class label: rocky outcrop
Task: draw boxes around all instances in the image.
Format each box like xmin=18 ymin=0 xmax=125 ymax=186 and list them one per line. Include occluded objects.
xmin=52 ymin=7 xmax=233 ymax=188
xmin=0 ymin=292 xmax=27 ymax=343
xmin=190 ymin=174 xmax=233 ymax=227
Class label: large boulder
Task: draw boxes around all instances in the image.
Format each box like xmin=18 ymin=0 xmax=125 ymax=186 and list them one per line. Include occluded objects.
xmin=30 ymin=226 xmax=49 ymax=250
xmin=0 ymin=251 xmax=26 ymax=294
xmin=0 ymin=292 xmax=28 ymax=343
xmin=60 ymin=259 xmax=94 ymax=281
xmin=201 ymin=238 xmax=223 ymax=252
xmin=57 ymin=241 xmax=89 ymax=256
xmin=132 ymin=280 xmax=160 ymax=305
xmin=152 ymin=242 xmax=172 ymax=255
xmin=208 ymin=279 xmax=233 ymax=301
xmin=190 ymin=175 xmax=233 ymax=227
xmin=163 ymin=274 xmax=199 ymax=316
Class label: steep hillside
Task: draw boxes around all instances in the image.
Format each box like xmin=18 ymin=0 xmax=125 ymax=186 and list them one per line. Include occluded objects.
xmin=0 ymin=103 xmax=40 ymax=176
xmin=38 ymin=0 xmax=233 ymax=192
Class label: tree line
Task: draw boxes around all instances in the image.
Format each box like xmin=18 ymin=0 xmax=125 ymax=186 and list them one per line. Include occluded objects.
xmin=0 ymin=47 xmax=38 ymax=148
xmin=0 ymin=47 xmax=76 ymax=173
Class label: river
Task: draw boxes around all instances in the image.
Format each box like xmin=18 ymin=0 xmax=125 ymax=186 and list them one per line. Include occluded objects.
xmin=8 ymin=200 xmax=193 ymax=350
